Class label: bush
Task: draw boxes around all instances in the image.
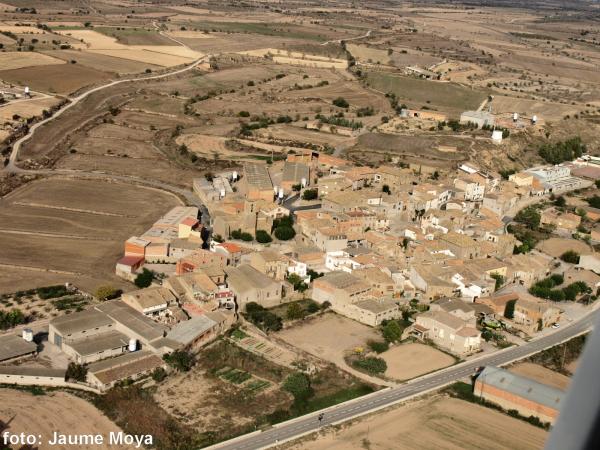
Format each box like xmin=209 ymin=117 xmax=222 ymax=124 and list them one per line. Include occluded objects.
xmin=134 ymin=268 xmax=154 ymax=288
xmin=65 ymin=362 xmax=87 ymax=382
xmin=274 ymin=226 xmax=296 ymax=241
xmin=561 ymin=250 xmax=580 ymax=264
xmin=538 ymin=136 xmax=585 ymax=165
xmin=95 ymin=285 xmax=120 ymax=301
xmin=238 ymin=110 xmax=250 ymax=117
xmin=504 ymin=299 xmax=516 ymax=319
xmin=163 ymin=350 xmax=194 ymax=372
xmin=37 ymin=285 xmax=68 ymax=299
xmin=352 ymin=357 xmax=387 ymax=375
xmin=382 ymin=320 xmax=403 ymax=343
xmin=240 ymin=232 xmax=253 ymax=242
xmin=244 ymin=302 xmax=282 ymax=332
xmin=286 ymin=303 xmax=305 ymax=320
xmin=332 ymin=97 xmax=349 ymax=108
xmin=0 ymin=309 xmax=26 ymax=330
xmin=283 ymin=372 xmax=312 ymax=402
xmin=367 ymin=340 xmax=389 ymax=354
xmin=514 ymin=206 xmax=541 ymax=230
xmin=255 ymin=229 xmax=272 ymax=243
xmin=302 ymin=189 xmax=318 ymax=201
xmin=151 ymin=367 xmax=167 ymax=382
xmin=306 ymin=300 xmax=320 ymax=314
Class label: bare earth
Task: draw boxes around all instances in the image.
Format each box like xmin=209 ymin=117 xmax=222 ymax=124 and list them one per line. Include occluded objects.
xmin=0 ymin=389 xmax=133 ymax=450
xmin=509 ymin=362 xmax=571 ymax=391
xmin=288 ymin=396 xmax=547 ymax=450
xmin=537 ymin=238 xmax=593 ymax=258
xmin=381 ymin=343 xmax=455 ymax=381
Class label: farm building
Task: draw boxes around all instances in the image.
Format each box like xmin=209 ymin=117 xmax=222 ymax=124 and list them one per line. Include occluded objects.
xmin=460 ymin=111 xmax=495 ymax=128
xmin=0 ymin=366 xmax=66 ymax=387
xmin=87 ymin=350 xmax=166 ymax=391
xmin=0 ymin=334 xmax=37 ymax=363
xmin=121 ymin=286 xmax=177 ymax=317
xmin=241 ymin=163 xmax=274 ymax=202
xmin=474 ymin=366 xmax=565 ymax=424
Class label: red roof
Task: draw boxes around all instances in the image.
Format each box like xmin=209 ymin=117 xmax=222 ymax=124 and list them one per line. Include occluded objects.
xmin=181 ymin=217 xmax=199 ymax=227
xmin=218 ymin=242 xmax=242 ymax=253
xmin=117 ymin=255 xmax=144 ymax=266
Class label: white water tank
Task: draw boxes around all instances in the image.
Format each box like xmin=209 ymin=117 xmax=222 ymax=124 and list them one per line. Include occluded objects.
xmin=128 ymin=338 xmax=137 ymax=352
xmin=24 ymin=86 xmax=30 ymax=96
xmin=491 ymin=130 xmax=503 ymax=143
xmin=532 ymin=115 xmax=538 ymax=124
xmin=301 ymin=177 xmax=307 ymax=188
xmin=232 ymin=171 xmax=238 ymax=181
xmin=22 ymin=328 xmax=33 ymax=342
xmin=278 ymin=188 xmax=284 ymax=199
xmin=273 ymin=185 xmax=278 ymax=194
xmin=219 ymin=188 xmax=225 ymax=198
xmin=513 ymin=112 xmax=519 ymax=122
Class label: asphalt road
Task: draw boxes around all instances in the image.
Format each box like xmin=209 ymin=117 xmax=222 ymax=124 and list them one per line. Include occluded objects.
xmin=210 ymin=308 xmax=599 ymax=450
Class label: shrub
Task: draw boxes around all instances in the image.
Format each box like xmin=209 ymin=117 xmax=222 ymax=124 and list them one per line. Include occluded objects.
xmin=332 ymin=97 xmax=349 ymax=108
xmin=538 ymin=136 xmax=585 ymax=165
xmin=382 ymin=320 xmax=403 ymax=343
xmin=504 ymin=299 xmax=516 ymax=319
xmin=239 ymin=232 xmax=253 ymax=242
xmin=514 ymin=206 xmax=541 ymax=230
xmin=95 ymin=285 xmax=120 ymax=301
xmin=274 ymin=226 xmax=296 ymax=240
xmin=163 ymin=350 xmax=194 ymax=372
xmin=238 ymin=110 xmax=250 ymax=117
xmin=255 ymin=229 xmax=272 ymax=243
xmin=283 ymin=372 xmax=312 ymax=402
xmin=367 ymin=340 xmax=389 ymax=353
xmin=134 ymin=268 xmax=154 ymax=288
xmin=37 ymin=285 xmax=68 ymax=299
xmin=286 ymin=303 xmax=305 ymax=320
xmin=302 ymin=189 xmax=318 ymax=201
xmin=561 ymin=250 xmax=580 ymax=264
xmin=65 ymin=362 xmax=87 ymax=382
xmin=151 ymin=367 xmax=167 ymax=382
xmin=353 ymin=357 xmax=387 ymax=375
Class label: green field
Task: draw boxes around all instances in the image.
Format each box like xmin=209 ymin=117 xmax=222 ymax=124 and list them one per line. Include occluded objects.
xmin=365 ymin=71 xmax=488 ymax=114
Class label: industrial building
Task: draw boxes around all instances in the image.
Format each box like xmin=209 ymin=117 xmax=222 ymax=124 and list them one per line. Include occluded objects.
xmin=460 ymin=111 xmax=495 ymax=128
xmin=474 ymin=366 xmax=565 ymax=424
xmin=242 ymin=163 xmax=274 ymax=201
xmin=0 ymin=333 xmax=37 ymax=363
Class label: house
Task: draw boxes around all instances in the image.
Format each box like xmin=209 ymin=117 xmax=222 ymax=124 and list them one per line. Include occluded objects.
xmin=353 ymin=267 xmax=398 ymax=297
xmin=460 ymin=111 xmax=495 ymax=128
xmin=509 ymin=172 xmax=534 ymax=187
xmin=115 ymin=255 xmax=144 ymax=280
xmin=312 ymin=271 xmax=371 ymax=306
xmin=121 ymin=287 xmax=177 ymax=317
xmin=411 ymin=310 xmax=481 ymax=355
xmin=176 ymin=249 xmax=227 ymax=275
xmin=439 ymin=232 xmax=481 ymax=259
xmin=224 ymin=264 xmax=284 ymax=310
xmin=409 ymin=264 xmax=456 ymax=302
xmin=87 ymin=350 xmax=166 ymax=391
xmin=540 ymin=208 xmax=581 ymax=233
xmin=474 ymin=366 xmax=565 ymax=424
xmin=506 ymin=254 xmax=549 ymax=287
xmin=513 ymin=295 xmax=561 ymax=334
xmin=241 ymin=163 xmax=273 ymax=201
xmin=249 ymin=250 xmax=290 ymax=281
xmin=214 ymin=242 xmax=244 ymax=266
xmin=429 ymin=298 xmax=477 ymax=326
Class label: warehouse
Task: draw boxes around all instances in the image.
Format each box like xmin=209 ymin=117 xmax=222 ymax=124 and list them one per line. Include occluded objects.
xmin=474 ymin=366 xmax=565 ymax=424
xmin=0 ymin=334 xmax=37 ymax=363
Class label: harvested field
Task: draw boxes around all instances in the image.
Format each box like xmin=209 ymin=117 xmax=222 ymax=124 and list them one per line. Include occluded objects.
xmin=537 ymin=238 xmax=593 ymax=258
xmin=0 ymin=389 xmax=129 ymax=450
xmin=0 ymin=64 xmax=112 ymax=95
xmin=365 ymin=71 xmax=488 ymax=115
xmin=95 ymin=27 xmax=174 ymax=46
xmin=381 ymin=343 xmax=455 ymax=381
xmin=287 ymin=396 xmax=547 ymax=450
xmin=509 ymin=362 xmax=571 ymax=390
xmin=255 ymin=124 xmax=353 ymax=147
xmin=490 ymin=95 xmax=580 ymax=122
xmin=0 ymin=178 xmax=180 ymax=292
xmin=277 ymin=314 xmax=379 ymax=369
xmin=0 ymin=51 xmax=64 ymax=71
xmin=42 ymin=49 xmax=163 ymax=74
xmin=346 ymin=44 xmax=391 ymax=65
xmin=238 ymin=48 xmax=347 ymax=69
xmin=0 ymin=96 xmax=61 ymax=122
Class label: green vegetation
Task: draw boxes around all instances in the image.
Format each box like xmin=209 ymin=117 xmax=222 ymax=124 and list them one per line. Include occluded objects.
xmin=152 ymin=367 xmax=167 ymax=383
xmin=283 ymin=372 xmax=312 ymax=401
xmin=302 ymin=189 xmax=318 ymax=201
xmin=381 ymin=319 xmax=409 ymax=343
xmin=65 ymin=362 xmax=87 ymax=382
xmin=255 ymin=229 xmax=272 ymax=243
xmin=287 ymin=274 xmax=308 ymax=293
xmin=316 ymin=114 xmax=363 ymax=130
xmin=560 ymin=250 xmax=580 ymax=264
xmin=217 ymin=367 xmax=252 ymax=385
xmin=538 ymin=137 xmax=585 ymax=165
xmin=95 ymin=285 xmax=120 ymax=301
xmin=332 ymin=97 xmax=349 ymax=108
xmin=36 ymin=285 xmax=69 ymax=299
xmin=244 ymin=302 xmax=282 ymax=332
xmin=529 ymin=274 xmax=590 ymax=301
xmin=274 ymin=226 xmax=296 ymax=240
xmin=352 ymin=356 xmax=387 ymax=375
xmin=585 ymin=195 xmax=600 ymax=209
xmin=0 ymin=309 xmax=26 ymax=330
xmin=367 ymin=340 xmax=389 ymax=353
xmin=231 ymin=229 xmax=253 ymax=241
xmin=509 ymin=205 xmax=550 ymax=254
xmin=52 ymin=296 xmax=88 ymax=312
xmin=191 ymin=21 xmax=325 ymax=41
xmin=491 ymin=273 xmax=505 ymax=291
xmin=504 ymin=299 xmax=516 ymax=319
xmin=134 ymin=268 xmax=154 ymax=288
xmin=163 ymin=350 xmax=194 ymax=372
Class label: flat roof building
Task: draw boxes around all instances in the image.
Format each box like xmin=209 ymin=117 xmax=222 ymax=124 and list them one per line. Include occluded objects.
xmin=0 ymin=334 xmax=37 ymax=363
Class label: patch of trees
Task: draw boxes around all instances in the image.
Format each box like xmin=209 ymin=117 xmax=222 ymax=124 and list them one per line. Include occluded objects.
xmin=529 ymin=274 xmax=591 ymax=301
xmin=231 ymin=229 xmax=253 ymax=241
xmin=585 ymin=195 xmax=600 ymax=209
xmin=255 ymin=229 xmax=272 ymax=243
xmin=0 ymin=309 xmax=26 ymax=330
xmin=367 ymin=340 xmax=389 ymax=353
xmin=356 ymin=106 xmax=375 ymax=117
xmin=352 ymin=356 xmax=387 ymax=375
xmin=244 ymin=302 xmax=282 ymax=332
xmin=315 ymin=113 xmax=363 ymax=130
xmin=332 ymin=97 xmax=349 ymax=108
xmin=134 ymin=268 xmax=154 ymax=288
xmin=538 ymin=136 xmax=585 ymax=165
xmin=272 ymin=215 xmax=296 ymax=241
xmin=560 ymin=250 xmax=580 ymax=264
xmin=65 ymin=362 xmax=87 ymax=382
xmin=302 ymin=188 xmax=318 ymax=200
xmin=37 ymin=285 xmax=69 ymax=299
xmin=163 ymin=350 xmax=194 ymax=372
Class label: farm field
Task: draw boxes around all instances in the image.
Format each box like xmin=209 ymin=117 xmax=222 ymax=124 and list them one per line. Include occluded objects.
xmin=381 ymin=343 xmax=455 ymax=381
xmin=0 ymin=96 xmax=61 ymax=122
xmin=42 ymin=49 xmax=163 ymax=74
xmin=0 ymin=63 xmax=112 ymax=95
xmin=509 ymin=362 xmax=571 ymax=391
xmin=288 ymin=396 xmax=548 ymax=450
xmin=276 ymin=314 xmax=380 ymax=369
xmin=364 ymin=71 xmax=488 ymax=116
xmin=0 ymin=389 xmax=127 ymax=450
xmin=0 ymin=51 xmax=65 ymax=71
xmin=0 ymin=178 xmax=180 ymax=292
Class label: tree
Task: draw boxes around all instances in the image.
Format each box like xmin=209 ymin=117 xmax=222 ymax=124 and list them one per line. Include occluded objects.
xmin=274 ymin=226 xmax=296 ymax=241
xmin=152 ymin=367 xmax=167 ymax=382
xmin=538 ymin=136 xmax=585 ymax=165
xmin=514 ymin=206 xmax=541 ymax=230
xmin=382 ymin=320 xmax=403 ymax=343
xmin=134 ymin=268 xmax=154 ymax=288
xmin=561 ymin=250 xmax=580 ymax=264
xmin=504 ymin=299 xmax=516 ymax=319
xmin=554 ymin=196 xmax=566 ymax=208
xmin=163 ymin=350 xmax=194 ymax=372
xmin=286 ymin=302 xmax=305 ymax=320
xmin=65 ymin=362 xmax=87 ymax=382
xmin=490 ymin=273 xmax=505 ymax=291
xmin=302 ymin=189 xmax=318 ymax=201
xmin=256 ymin=229 xmax=272 ymax=243
xmin=95 ymin=285 xmax=120 ymax=301
xmin=367 ymin=340 xmax=389 ymax=353
xmin=382 ymin=184 xmax=391 ymax=194
xmin=332 ymin=97 xmax=349 ymax=108
xmin=239 ymin=232 xmax=253 ymax=242
xmin=353 ymin=357 xmax=387 ymax=375
xmin=283 ymin=372 xmax=312 ymax=402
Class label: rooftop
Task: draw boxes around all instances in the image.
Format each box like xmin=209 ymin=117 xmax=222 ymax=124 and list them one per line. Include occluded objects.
xmin=225 ymin=264 xmax=280 ymax=292
xmin=88 ymin=350 xmax=164 ymax=385
xmin=122 ymin=286 xmax=175 ymax=310
xmin=50 ymin=308 xmax=114 ymax=336
xmin=244 ymin=163 xmax=273 ymax=190
xmin=166 ymin=316 xmax=217 ymax=345
xmin=0 ymin=334 xmax=37 ymax=361
xmin=96 ymin=300 xmax=168 ymax=342
xmin=68 ymin=330 xmax=129 ymax=357
xmin=0 ymin=366 xmax=65 ymax=378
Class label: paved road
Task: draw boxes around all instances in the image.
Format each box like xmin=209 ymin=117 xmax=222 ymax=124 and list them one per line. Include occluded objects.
xmin=210 ymin=308 xmax=599 ymax=450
